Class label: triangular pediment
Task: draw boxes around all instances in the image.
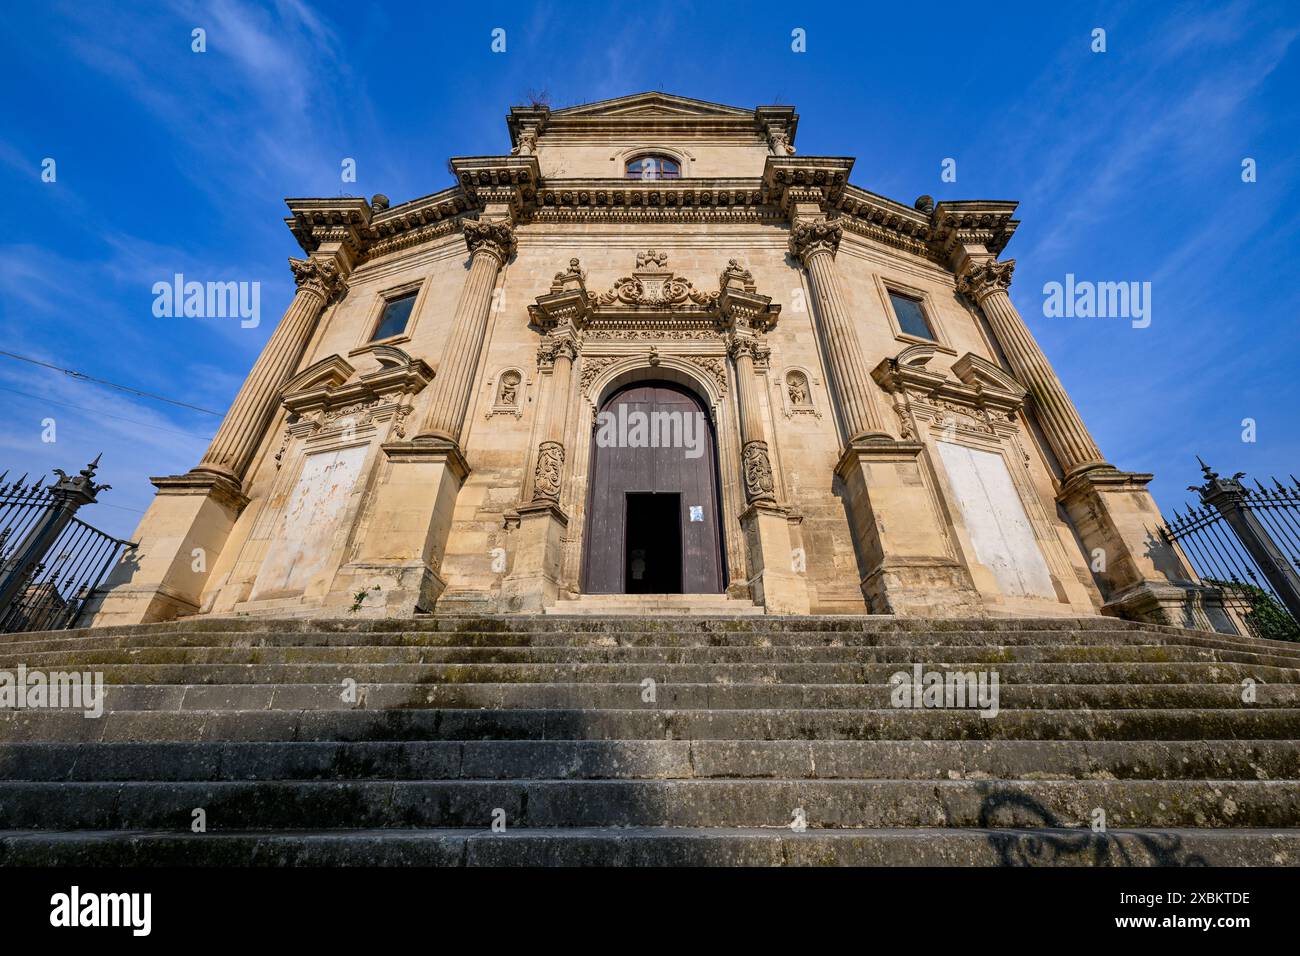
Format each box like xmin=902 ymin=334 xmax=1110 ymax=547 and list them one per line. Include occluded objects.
xmin=551 ymin=92 xmax=754 ymax=120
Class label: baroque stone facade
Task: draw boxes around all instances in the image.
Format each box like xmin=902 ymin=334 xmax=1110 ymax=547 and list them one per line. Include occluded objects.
xmin=87 ymin=92 xmax=1230 ymax=628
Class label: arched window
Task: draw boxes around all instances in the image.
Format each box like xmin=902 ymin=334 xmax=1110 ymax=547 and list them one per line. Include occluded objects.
xmin=625 ymin=154 xmax=680 ymax=180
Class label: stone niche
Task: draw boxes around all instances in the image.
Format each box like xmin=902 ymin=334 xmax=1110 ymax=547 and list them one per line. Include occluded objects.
xmin=221 ymin=347 xmax=432 ymax=615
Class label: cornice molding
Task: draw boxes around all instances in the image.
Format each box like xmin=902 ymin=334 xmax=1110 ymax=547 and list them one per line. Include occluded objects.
xmin=762 ymin=156 xmax=855 ymax=214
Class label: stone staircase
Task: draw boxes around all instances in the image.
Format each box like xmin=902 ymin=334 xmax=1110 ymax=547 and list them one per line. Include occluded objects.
xmin=0 ymin=614 xmax=1298 ymax=866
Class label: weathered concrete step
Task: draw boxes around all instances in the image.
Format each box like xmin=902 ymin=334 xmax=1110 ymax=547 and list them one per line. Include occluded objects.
xmin=77 ymin=681 xmax=1300 ymax=712
xmin=5 ymin=641 xmax=1286 ymax=668
xmin=8 ymin=826 xmax=1294 ymax=866
xmin=0 ymin=778 xmax=1294 ymax=829
xmin=2 ymin=739 xmax=1295 ymax=782
xmin=21 ymin=660 xmax=1299 ymax=685
xmin=5 ymin=707 xmax=1298 ymax=743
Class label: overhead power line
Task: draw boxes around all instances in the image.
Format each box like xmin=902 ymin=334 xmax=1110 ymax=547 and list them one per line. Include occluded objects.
xmin=0 ymin=349 xmax=223 ymax=416
xmin=0 ymin=384 xmax=213 ymax=443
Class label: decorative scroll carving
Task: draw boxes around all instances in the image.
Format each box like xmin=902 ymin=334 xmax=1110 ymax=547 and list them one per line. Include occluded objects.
xmin=532 ymin=440 xmax=565 ymax=502
xmin=742 ymin=440 xmax=776 ymax=502
xmin=593 ymin=250 xmax=718 ymax=308
xmin=579 ymin=357 xmax=620 ymax=394
xmin=683 ymin=356 xmax=729 ymax=398
xmin=531 ymin=250 xmax=779 ymax=334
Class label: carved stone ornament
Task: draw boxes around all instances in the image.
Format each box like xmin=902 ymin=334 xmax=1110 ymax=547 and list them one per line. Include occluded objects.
xmin=531 ymin=250 xmax=780 ymax=335
xmin=289 ymin=256 xmax=348 ymax=304
xmin=955 ymin=258 xmax=1016 ymax=302
xmin=532 ymin=440 xmax=565 ymax=501
xmin=594 ymin=250 xmax=718 ymax=308
xmin=462 ymin=219 xmax=517 ymax=260
xmin=788 ymin=219 xmax=843 ymax=263
xmin=742 ymin=439 xmax=776 ymax=502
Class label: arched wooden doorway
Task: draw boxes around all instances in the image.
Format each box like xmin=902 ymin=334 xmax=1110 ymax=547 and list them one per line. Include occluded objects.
xmin=581 ymin=380 xmax=725 ymax=594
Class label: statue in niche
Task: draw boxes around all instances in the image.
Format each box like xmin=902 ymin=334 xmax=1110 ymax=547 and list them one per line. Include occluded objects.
xmin=787 ymin=371 xmax=809 ymax=406
xmin=498 ymin=370 xmax=521 ymax=406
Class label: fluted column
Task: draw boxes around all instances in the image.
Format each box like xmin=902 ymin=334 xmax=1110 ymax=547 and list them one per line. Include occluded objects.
xmin=531 ymin=334 xmax=578 ymax=504
xmin=956 ymin=259 xmax=1108 ymax=478
xmin=728 ymin=334 xmax=776 ymax=503
xmin=195 ymin=256 xmax=347 ymax=484
xmin=789 ymin=220 xmax=891 ymax=443
xmin=417 ymin=219 xmax=516 ymax=445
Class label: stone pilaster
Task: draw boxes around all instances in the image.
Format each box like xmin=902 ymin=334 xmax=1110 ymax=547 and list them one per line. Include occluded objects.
xmin=503 ymin=330 xmax=581 ymax=612
xmin=788 ymin=220 xmax=891 ymax=443
xmin=727 ymin=332 xmax=809 ymax=613
xmin=347 ymin=218 xmax=515 ymax=615
xmin=788 ymin=215 xmax=979 ymax=615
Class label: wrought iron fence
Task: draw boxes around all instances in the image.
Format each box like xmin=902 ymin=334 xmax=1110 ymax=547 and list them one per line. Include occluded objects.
xmin=1161 ymin=460 xmax=1300 ymax=642
xmin=0 ymin=457 xmax=136 ymax=633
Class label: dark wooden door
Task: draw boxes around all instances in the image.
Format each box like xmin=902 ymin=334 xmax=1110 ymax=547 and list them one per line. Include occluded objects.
xmin=582 ymin=381 xmax=725 ymax=594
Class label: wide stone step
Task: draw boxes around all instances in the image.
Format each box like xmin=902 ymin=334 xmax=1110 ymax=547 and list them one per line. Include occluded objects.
xmin=73 ymin=681 xmax=1300 ymax=712
xmin=3 ymin=641 xmax=1290 ymax=668
xmin=10 ymin=615 xmax=1150 ymax=638
xmin=18 ymin=660 xmax=1299 ymax=685
xmin=5 ymin=707 xmax=1299 ymax=743
xmin=2 ymin=739 xmax=1295 ymax=782
xmin=10 ymin=626 xmax=1296 ymax=656
xmin=3 ymin=826 xmax=1294 ymax=866
xmin=0 ymin=778 xmax=1294 ymax=829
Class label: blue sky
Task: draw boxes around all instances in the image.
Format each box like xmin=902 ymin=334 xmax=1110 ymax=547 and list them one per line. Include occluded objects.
xmin=1 ymin=0 xmax=1297 ymax=539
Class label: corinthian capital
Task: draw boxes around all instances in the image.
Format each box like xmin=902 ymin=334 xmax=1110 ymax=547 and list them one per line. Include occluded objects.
xmin=955 ymin=258 xmax=1016 ymax=302
xmin=462 ymin=219 xmax=517 ymax=261
xmin=289 ymin=256 xmax=348 ymax=304
xmin=788 ymin=219 xmax=843 ymax=264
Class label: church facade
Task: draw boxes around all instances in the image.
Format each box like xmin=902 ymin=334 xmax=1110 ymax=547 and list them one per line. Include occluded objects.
xmin=88 ymin=93 xmax=1230 ymax=628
